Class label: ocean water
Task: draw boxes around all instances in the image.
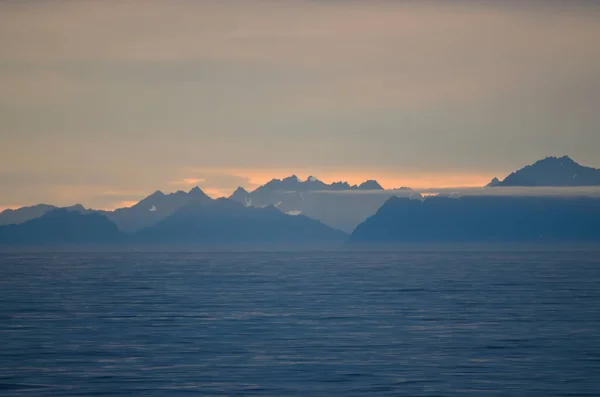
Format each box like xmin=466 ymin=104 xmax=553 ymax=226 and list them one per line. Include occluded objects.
xmin=1 ymin=249 xmax=600 ymax=396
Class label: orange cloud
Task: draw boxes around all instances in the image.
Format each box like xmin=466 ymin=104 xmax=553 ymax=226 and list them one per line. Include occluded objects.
xmin=201 ymin=187 xmax=232 ymax=199
xmin=171 ymin=178 xmax=206 ymax=186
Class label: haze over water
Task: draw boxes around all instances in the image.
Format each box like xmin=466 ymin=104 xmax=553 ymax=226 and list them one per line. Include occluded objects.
xmin=2 ymin=249 xmax=599 ymax=396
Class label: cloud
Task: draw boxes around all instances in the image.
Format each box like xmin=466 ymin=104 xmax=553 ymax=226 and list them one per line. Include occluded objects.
xmin=417 ymin=186 xmax=600 ymax=198
xmin=171 ymin=178 xmax=206 ymax=186
xmin=311 ymin=189 xmax=416 ymax=197
xmin=1 ymin=0 xmax=600 ymax=207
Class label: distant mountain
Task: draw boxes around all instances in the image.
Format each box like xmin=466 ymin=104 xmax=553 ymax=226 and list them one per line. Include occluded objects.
xmin=486 ymin=177 xmax=501 ymax=187
xmin=0 ymin=204 xmax=57 ymax=226
xmin=104 ymin=186 xmax=213 ymax=233
xmin=0 ymin=198 xmax=347 ymax=245
xmin=358 ymin=180 xmax=383 ymax=190
xmin=134 ymin=199 xmax=347 ymax=244
xmin=275 ymin=189 xmax=420 ymax=233
xmin=350 ymin=196 xmax=600 ymax=243
xmin=489 ymin=156 xmax=600 ymax=187
xmin=228 ymin=175 xmax=413 ymax=232
xmin=0 ymin=208 xmax=121 ymax=244
xmin=229 ymin=187 xmax=251 ymax=206
xmin=0 ymin=204 xmax=89 ymax=226
xmin=0 ymin=188 xmax=212 ymax=232
xmin=252 ymin=175 xmax=384 ymax=195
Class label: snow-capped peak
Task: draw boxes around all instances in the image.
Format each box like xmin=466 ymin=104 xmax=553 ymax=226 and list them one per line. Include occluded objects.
xmin=307 ymin=176 xmax=319 ymax=182
xmin=282 ymin=175 xmax=300 ymax=183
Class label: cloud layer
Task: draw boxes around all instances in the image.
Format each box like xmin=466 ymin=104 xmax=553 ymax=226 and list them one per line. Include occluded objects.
xmin=1 ymin=0 xmax=600 ymax=208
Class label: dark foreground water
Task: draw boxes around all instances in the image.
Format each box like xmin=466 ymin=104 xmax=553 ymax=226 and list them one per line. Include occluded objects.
xmin=1 ymin=249 xmax=600 ymax=396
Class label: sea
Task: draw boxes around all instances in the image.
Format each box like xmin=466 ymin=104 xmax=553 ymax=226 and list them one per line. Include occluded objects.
xmin=1 ymin=248 xmax=600 ymax=396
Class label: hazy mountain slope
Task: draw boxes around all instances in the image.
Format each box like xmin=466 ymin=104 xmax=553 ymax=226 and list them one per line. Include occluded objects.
xmin=0 ymin=204 xmax=89 ymax=226
xmin=0 ymin=208 xmax=121 ymax=244
xmin=134 ymin=199 xmax=347 ymax=244
xmin=0 ymin=204 xmax=57 ymax=226
xmin=104 ymin=187 xmax=213 ymax=233
xmin=350 ymin=196 xmax=600 ymax=243
xmin=274 ymin=190 xmax=418 ymax=233
xmin=229 ymin=187 xmax=250 ymax=205
xmin=229 ymin=175 xmax=416 ymax=232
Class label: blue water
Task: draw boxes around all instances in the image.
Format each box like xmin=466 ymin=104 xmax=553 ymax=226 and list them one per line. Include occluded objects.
xmin=1 ymin=249 xmax=600 ymax=396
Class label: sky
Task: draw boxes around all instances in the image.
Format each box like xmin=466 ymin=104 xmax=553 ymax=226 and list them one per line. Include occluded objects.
xmin=1 ymin=0 xmax=600 ymax=210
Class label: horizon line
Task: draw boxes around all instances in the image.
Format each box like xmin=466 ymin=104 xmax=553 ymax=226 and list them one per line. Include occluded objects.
xmin=5 ymin=185 xmax=600 ymax=213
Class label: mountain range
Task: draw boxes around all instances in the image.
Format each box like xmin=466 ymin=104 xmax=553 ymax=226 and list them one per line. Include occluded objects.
xmin=487 ymin=156 xmax=600 ymax=187
xmin=134 ymin=199 xmax=346 ymax=244
xmin=246 ymin=175 xmax=384 ymax=195
xmin=0 ymin=208 xmax=121 ymax=245
xmin=0 ymin=198 xmax=346 ymax=245
xmin=227 ymin=175 xmax=414 ymax=232
xmin=0 ymin=204 xmax=90 ymax=226
xmin=102 ymin=186 xmax=212 ymax=233
xmin=350 ymin=195 xmax=600 ymax=243
xmin=1 ymin=155 xmax=600 ymax=245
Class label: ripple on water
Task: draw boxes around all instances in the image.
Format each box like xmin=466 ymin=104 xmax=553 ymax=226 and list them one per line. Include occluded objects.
xmin=1 ymin=249 xmax=600 ymax=396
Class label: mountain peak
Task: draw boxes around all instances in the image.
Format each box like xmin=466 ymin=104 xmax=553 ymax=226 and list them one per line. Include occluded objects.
xmin=187 ymin=187 xmax=212 ymax=202
xmin=494 ymin=156 xmax=599 ymax=187
xmin=188 ymin=186 xmax=206 ymax=195
xmin=136 ymin=190 xmax=166 ymax=205
xmin=282 ymin=175 xmax=300 ymax=183
xmin=539 ymin=155 xmax=576 ymax=164
xmin=358 ymin=180 xmax=384 ymax=190
xmin=486 ymin=177 xmax=501 ymax=187
xmin=330 ymin=181 xmax=351 ymax=189
xmin=229 ymin=186 xmax=250 ymax=204
xmin=306 ymin=175 xmax=320 ymax=183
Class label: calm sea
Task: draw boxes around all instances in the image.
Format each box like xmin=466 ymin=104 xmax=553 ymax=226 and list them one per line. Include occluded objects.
xmin=1 ymin=249 xmax=599 ymax=396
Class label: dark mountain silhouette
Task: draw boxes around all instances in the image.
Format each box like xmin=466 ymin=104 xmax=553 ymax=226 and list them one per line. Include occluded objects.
xmin=0 ymin=176 xmax=393 ymax=234
xmin=0 ymin=204 xmax=89 ymax=226
xmin=486 ymin=177 xmax=501 ymax=187
xmin=134 ymin=198 xmax=347 ymax=244
xmin=0 ymin=175 xmax=393 ymax=232
xmin=0 ymin=188 xmax=213 ymax=232
xmin=229 ymin=175 xmax=412 ymax=232
xmin=489 ymin=156 xmax=600 ymax=187
xmin=358 ymin=180 xmax=384 ymax=190
xmin=252 ymin=175 xmax=385 ymax=195
xmin=0 ymin=198 xmax=346 ymax=245
xmin=103 ymin=186 xmax=213 ymax=233
xmin=0 ymin=208 xmax=121 ymax=244
xmin=0 ymin=204 xmax=57 ymax=226
xmin=330 ymin=181 xmax=352 ymax=190
xmin=229 ymin=186 xmax=250 ymax=205
xmin=187 ymin=186 xmax=211 ymax=199
xmin=350 ymin=195 xmax=600 ymax=243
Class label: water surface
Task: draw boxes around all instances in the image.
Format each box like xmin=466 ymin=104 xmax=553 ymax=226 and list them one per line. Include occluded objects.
xmin=1 ymin=249 xmax=599 ymax=396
